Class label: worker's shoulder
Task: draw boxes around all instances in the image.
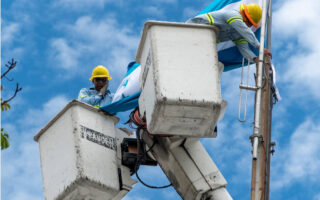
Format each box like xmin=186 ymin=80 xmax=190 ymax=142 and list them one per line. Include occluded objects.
xmin=213 ymin=9 xmax=241 ymax=17
xmin=79 ymin=87 xmax=95 ymax=93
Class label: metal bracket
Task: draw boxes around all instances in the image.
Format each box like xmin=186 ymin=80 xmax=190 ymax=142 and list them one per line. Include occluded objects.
xmin=239 ymin=84 xmax=258 ymax=91
xmin=121 ymin=138 xmax=157 ymax=175
xmin=249 ymin=134 xmax=264 ymax=143
xmin=249 ymin=134 xmax=264 ymax=160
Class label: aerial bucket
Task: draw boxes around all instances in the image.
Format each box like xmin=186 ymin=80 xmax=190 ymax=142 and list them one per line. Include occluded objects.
xmin=136 ymin=21 xmax=227 ymax=137
xmin=34 ymin=100 xmax=135 ymax=200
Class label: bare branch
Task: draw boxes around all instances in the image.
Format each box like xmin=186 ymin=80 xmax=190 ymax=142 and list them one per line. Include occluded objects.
xmin=1 ymin=58 xmax=17 ymax=80
xmin=3 ymin=76 xmax=14 ymax=81
xmin=1 ymin=83 xmax=22 ymax=106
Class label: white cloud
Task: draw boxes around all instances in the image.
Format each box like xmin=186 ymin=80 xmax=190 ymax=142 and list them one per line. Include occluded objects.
xmin=1 ymin=0 xmax=38 ymax=61
xmin=314 ymin=193 xmax=320 ymax=200
xmin=273 ymin=0 xmax=320 ymax=100
xmin=4 ymin=0 xmax=34 ymax=24
xmin=1 ymin=21 xmax=25 ymax=59
xmin=2 ymin=22 xmax=20 ymax=46
xmin=150 ymin=0 xmax=177 ymax=4
xmin=50 ymin=38 xmax=80 ymax=70
xmin=142 ymin=6 xmax=164 ymax=17
xmin=203 ymin=121 xmax=252 ymax=169
xmin=2 ymin=140 xmax=43 ymax=200
xmin=182 ymin=7 xmax=199 ymax=20
xmin=221 ymin=66 xmax=256 ymax=121
xmin=19 ymin=95 xmax=69 ymax=128
xmin=7 ymin=191 xmax=43 ymax=200
xmin=272 ymin=118 xmax=320 ymax=189
xmin=49 ymin=16 xmax=140 ymax=80
xmin=2 ymin=95 xmax=69 ymax=199
xmin=53 ymin=0 xmax=111 ymax=10
xmin=273 ymin=0 xmax=320 ymax=38
xmin=282 ymin=52 xmax=320 ymax=99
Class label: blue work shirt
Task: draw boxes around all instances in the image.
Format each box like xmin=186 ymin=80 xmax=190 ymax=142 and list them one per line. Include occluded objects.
xmin=78 ymin=87 xmax=113 ymax=108
xmin=187 ymin=9 xmax=260 ymax=61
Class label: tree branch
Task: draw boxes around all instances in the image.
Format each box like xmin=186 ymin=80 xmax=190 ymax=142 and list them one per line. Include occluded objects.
xmin=3 ymin=76 xmax=14 ymax=81
xmin=1 ymin=83 xmax=22 ymax=105
xmin=1 ymin=59 xmax=17 ymax=80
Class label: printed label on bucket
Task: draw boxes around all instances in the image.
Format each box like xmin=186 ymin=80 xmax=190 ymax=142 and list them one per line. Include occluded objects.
xmin=80 ymin=125 xmax=117 ymax=151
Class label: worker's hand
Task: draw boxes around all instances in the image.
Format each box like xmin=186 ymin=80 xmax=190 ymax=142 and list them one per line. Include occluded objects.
xmin=99 ymin=84 xmax=108 ymax=96
xmin=264 ymin=48 xmax=272 ymax=59
xmin=255 ymin=46 xmax=273 ymax=59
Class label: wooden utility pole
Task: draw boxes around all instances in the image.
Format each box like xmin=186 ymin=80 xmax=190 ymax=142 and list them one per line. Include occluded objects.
xmin=250 ymin=0 xmax=274 ymax=199
xmin=250 ymin=58 xmax=274 ymax=200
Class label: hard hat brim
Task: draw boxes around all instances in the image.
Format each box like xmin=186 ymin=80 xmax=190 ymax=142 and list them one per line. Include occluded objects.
xmin=89 ymin=75 xmax=112 ymax=81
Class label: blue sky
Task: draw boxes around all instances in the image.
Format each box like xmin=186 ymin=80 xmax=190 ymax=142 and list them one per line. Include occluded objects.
xmin=2 ymin=0 xmax=320 ymax=199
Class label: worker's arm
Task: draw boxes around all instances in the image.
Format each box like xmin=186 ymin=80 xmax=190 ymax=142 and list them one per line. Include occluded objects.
xmin=227 ymin=17 xmax=260 ymax=47
xmin=252 ymin=49 xmax=272 ymax=63
xmin=233 ymin=40 xmax=257 ymax=61
xmin=78 ymin=88 xmax=103 ymax=106
xmin=234 ymin=40 xmax=273 ymax=63
xmin=226 ymin=14 xmax=272 ymax=61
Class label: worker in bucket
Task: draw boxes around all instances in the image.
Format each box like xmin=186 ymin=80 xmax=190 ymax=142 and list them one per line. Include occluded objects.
xmin=186 ymin=3 xmax=272 ymax=63
xmin=78 ymin=65 xmax=113 ymax=108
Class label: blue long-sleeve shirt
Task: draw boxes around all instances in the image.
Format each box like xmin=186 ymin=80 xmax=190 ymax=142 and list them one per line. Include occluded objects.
xmin=78 ymin=87 xmax=113 ymax=108
xmin=187 ymin=9 xmax=260 ymax=61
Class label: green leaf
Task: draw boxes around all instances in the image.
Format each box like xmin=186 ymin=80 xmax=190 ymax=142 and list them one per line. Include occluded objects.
xmin=1 ymin=103 xmax=11 ymax=111
xmin=1 ymin=129 xmax=10 ymax=150
xmin=1 ymin=102 xmax=11 ymax=111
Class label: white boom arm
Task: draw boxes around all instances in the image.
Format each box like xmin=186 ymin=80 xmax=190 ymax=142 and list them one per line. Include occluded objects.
xmin=143 ymin=133 xmax=232 ymax=200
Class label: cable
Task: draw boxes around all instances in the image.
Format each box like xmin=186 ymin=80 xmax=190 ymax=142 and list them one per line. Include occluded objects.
xmin=146 ymin=141 xmax=156 ymax=153
xmin=132 ymin=121 xmax=172 ymax=189
xmin=135 ymin=167 xmax=172 ymax=189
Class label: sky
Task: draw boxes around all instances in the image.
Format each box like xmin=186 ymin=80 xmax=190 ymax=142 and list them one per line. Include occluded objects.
xmin=1 ymin=0 xmax=320 ymax=199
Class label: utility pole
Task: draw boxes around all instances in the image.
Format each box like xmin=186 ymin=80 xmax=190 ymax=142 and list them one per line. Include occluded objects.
xmin=250 ymin=0 xmax=274 ymax=199
xmin=250 ymin=57 xmax=273 ymax=200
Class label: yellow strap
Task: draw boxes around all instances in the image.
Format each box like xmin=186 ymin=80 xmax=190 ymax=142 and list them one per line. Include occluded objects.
xmin=94 ymin=105 xmax=100 ymax=108
xmin=233 ymin=39 xmax=248 ymax=44
xmin=78 ymin=95 xmax=89 ymax=100
xmin=205 ymin=13 xmax=214 ymax=25
xmin=227 ymin=16 xmax=243 ymax=24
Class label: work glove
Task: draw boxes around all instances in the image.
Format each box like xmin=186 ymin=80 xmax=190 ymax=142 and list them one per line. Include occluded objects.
xmin=99 ymin=84 xmax=108 ymax=96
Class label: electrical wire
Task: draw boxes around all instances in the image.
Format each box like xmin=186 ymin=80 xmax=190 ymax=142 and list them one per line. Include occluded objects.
xmin=129 ymin=109 xmax=172 ymax=189
xmin=134 ymin=127 xmax=172 ymax=189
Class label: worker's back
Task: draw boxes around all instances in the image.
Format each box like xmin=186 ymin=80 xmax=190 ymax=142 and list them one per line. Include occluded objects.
xmin=187 ymin=10 xmax=249 ymax=43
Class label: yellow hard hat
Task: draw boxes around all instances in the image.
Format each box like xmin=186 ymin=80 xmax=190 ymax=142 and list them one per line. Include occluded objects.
xmin=240 ymin=3 xmax=262 ymax=28
xmin=89 ymin=65 xmax=112 ymax=81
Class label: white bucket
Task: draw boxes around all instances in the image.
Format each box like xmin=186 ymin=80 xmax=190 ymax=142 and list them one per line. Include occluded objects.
xmin=136 ymin=21 xmax=227 ymax=137
xmin=34 ymin=100 xmax=132 ymax=200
